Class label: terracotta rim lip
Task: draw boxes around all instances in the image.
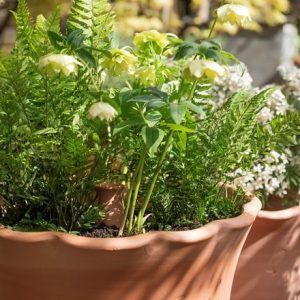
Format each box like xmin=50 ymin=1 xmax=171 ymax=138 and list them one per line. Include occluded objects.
xmin=258 ymin=205 xmax=300 ymax=220
xmin=0 ymin=195 xmax=261 ymax=250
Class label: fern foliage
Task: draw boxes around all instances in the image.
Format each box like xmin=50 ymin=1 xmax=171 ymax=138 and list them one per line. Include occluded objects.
xmin=67 ymin=0 xmax=114 ymax=47
xmin=12 ymin=0 xmax=33 ymax=55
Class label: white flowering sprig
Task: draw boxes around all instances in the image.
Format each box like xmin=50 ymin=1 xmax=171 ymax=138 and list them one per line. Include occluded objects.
xmin=256 ymin=89 xmax=290 ymax=124
xmin=231 ymin=151 xmax=290 ymax=197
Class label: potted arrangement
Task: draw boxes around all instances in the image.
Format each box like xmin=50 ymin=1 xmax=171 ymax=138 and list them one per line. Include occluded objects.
xmin=231 ymin=64 xmax=300 ymax=300
xmin=0 ymin=1 xmax=299 ymax=299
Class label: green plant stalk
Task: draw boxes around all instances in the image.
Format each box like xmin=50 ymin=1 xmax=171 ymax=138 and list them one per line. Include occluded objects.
xmin=118 ymin=149 xmax=146 ymax=236
xmin=136 ymin=131 xmax=173 ymax=232
xmin=207 ymin=0 xmax=225 ymax=39
xmin=127 ymin=146 xmax=146 ymax=234
xmin=188 ymin=81 xmax=197 ymax=101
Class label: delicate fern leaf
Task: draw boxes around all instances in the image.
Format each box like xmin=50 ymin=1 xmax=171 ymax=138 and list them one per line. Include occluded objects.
xmin=67 ymin=0 xmax=113 ymax=47
xmin=45 ymin=6 xmax=61 ymax=33
xmin=13 ymin=0 xmax=33 ymax=55
xmin=33 ymin=7 xmax=62 ymax=55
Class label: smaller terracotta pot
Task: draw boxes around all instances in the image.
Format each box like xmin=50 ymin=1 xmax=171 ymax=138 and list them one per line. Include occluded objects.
xmin=232 ymin=193 xmax=300 ymax=300
xmin=95 ymin=183 xmax=125 ymax=228
xmin=294 ymin=55 xmax=300 ymax=67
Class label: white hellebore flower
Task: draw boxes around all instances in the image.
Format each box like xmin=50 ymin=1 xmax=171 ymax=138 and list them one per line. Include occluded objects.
xmin=39 ymin=54 xmax=82 ymax=76
xmin=184 ymin=60 xmax=225 ymax=82
xmin=217 ymin=4 xmax=252 ymax=27
xmin=88 ymin=102 xmax=117 ymax=122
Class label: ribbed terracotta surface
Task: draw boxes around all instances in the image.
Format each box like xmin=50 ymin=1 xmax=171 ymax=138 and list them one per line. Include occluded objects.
xmin=232 ymin=205 xmax=300 ymax=300
xmin=0 ymin=197 xmax=261 ymax=300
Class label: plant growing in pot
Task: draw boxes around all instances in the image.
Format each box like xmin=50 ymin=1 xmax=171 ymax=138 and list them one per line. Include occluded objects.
xmin=230 ymin=65 xmax=300 ymax=300
xmin=0 ymin=1 xmax=299 ymax=300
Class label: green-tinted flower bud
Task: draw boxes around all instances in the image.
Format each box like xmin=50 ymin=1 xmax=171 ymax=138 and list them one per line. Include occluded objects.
xmin=102 ymin=48 xmax=137 ymax=77
xmin=133 ymin=30 xmax=169 ymax=54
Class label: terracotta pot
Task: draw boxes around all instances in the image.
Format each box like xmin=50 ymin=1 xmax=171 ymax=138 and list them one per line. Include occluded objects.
xmin=95 ymin=183 xmax=125 ymax=228
xmin=294 ymin=55 xmax=300 ymax=67
xmin=232 ymin=197 xmax=300 ymax=300
xmin=0 ymin=196 xmax=261 ymax=300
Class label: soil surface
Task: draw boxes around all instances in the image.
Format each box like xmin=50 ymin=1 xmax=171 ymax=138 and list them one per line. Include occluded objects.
xmin=79 ymin=223 xmax=202 ymax=238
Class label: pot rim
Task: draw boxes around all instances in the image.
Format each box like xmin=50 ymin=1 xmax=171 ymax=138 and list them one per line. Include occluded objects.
xmin=0 ymin=192 xmax=261 ymax=250
xmin=258 ymin=205 xmax=300 ymax=220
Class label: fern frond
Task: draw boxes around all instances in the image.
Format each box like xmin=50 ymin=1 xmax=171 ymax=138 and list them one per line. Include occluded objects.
xmin=67 ymin=0 xmax=113 ymax=47
xmin=257 ymin=111 xmax=300 ymax=152
xmin=13 ymin=0 xmax=33 ymax=55
xmin=33 ymin=7 xmax=62 ymax=56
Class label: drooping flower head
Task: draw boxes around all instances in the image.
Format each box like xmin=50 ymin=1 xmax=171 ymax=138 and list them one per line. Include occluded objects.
xmin=184 ymin=60 xmax=225 ymax=82
xmin=39 ymin=54 xmax=82 ymax=76
xmin=133 ymin=30 xmax=169 ymax=54
xmin=217 ymin=4 xmax=252 ymax=27
xmin=88 ymin=102 xmax=118 ymax=122
xmin=102 ymin=48 xmax=137 ymax=77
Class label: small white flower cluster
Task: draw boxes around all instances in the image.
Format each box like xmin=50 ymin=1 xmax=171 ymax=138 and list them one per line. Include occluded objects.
xmin=256 ymin=89 xmax=289 ymax=124
xmin=278 ymin=65 xmax=300 ymax=102
xmin=230 ymin=151 xmax=290 ymax=197
xmin=212 ymin=64 xmax=253 ymax=107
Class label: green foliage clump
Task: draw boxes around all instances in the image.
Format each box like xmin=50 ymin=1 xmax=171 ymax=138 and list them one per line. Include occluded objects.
xmin=1 ymin=0 xmax=299 ymax=237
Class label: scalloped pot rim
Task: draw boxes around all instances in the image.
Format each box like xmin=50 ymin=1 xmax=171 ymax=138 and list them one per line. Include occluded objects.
xmin=0 ymin=196 xmax=261 ymax=251
xmin=258 ymin=205 xmax=300 ymax=220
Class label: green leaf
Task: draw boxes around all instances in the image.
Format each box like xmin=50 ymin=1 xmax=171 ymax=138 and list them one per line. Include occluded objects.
xmin=34 ymin=128 xmax=58 ymax=135
xmin=170 ymin=103 xmax=185 ymax=124
xmin=113 ymin=118 xmax=144 ymax=135
xmin=175 ymin=131 xmax=187 ymax=151
xmin=145 ymin=111 xmax=162 ymax=127
xmin=182 ymin=101 xmax=204 ymax=115
xmin=47 ymin=30 xmax=65 ymax=50
xmin=164 ymin=123 xmax=196 ymax=133
xmin=67 ymin=29 xmax=85 ymax=48
xmin=174 ymin=42 xmax=198 ymax=60
xmin=147 ymin=99 xmax=167 ymax=109
xmin=220 ymin=50 xmax=240 ymax=64
xmin=141 ymin=126 xmax=165 ymax=155
xmin=77 ymin=48 xmax=97 ymax=68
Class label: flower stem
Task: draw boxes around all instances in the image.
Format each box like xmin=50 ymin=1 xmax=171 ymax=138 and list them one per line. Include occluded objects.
xmin=136 ymin=131 xmax=173 ymax=232
xmin=208 ymin=0 xmax=225 ymax=39
xmin=188 ymin=81 xmax=197 ymax=101
xmin=208 ymin=17 xmax=218 ymax=39
xmin=127 ymin=146 xmax=147 ymax=234
xmin=118 ymin=148 xmax=146 ymax=236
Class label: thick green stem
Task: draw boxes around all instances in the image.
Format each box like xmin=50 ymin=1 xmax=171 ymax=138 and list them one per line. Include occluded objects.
xmin=208 ymin=17 xmax=218 ymax=39
xmin=136 ymin=131 xmax=173 ymax=232
xmin=127 ymin=146 xmax=146 ymax=233
xmin=208 ymin=0 xmax=225 ymax=39
xmin=188 ymin=81 xmax=197 ymax=102
xmin=118 ymin=149 xmax=145 ymax=236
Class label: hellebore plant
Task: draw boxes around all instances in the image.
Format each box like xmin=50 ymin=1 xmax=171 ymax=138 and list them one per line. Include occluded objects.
xmin=0 ymin=0 xmax=299 ymax=236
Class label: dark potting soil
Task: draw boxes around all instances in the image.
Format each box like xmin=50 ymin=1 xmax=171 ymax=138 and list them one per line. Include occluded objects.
xmin=79 ymin=223 xmax=202 ymax=238
xmin=79 ymin=225 xmax=123 ymax=238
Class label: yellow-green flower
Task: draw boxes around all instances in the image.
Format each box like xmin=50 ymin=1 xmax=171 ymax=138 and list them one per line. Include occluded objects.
xmin=88 ymin=102 xmax=117 ymax=122
xmin=133 ymin=30 xmax=169 ymax=53
xmin=184 ymin=60 xmax=225 ymax=82
xmin=102 ymin=48 xmax=137 ymax=77
xmin=217 ymin=4 xmax=252 ymax=27
xmin=135 ymin=66 xmax=156 ymax=86
xmin=39 ymin=54 xmax=82 ymax=76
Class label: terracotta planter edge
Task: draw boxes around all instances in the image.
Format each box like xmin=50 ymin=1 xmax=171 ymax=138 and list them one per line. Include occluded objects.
xmin=258 ymin=205 xmax=300 ymax=220
xmin=0 ymin=195 xmax=262 ymax=250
